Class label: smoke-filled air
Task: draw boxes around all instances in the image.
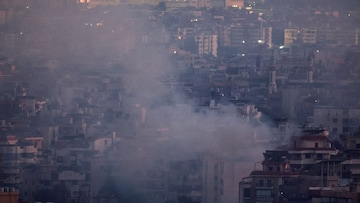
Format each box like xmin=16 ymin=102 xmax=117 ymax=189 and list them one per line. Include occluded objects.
xmin=1 ymin=0 xmax=359 ymax=203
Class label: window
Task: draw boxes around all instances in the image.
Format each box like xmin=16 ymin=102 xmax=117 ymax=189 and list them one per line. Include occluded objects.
xmin=332 ymin=118 xmax=338 ymax=123
xmin=321 ymin=197 xmax=330 ymax=202
xmin=333 ymin=128 xmax=338 ymax=133
xmin=268 ymin=166 xmax=273 ymax=171
xmin=243 ymin=188 xmax=251 ymax=198
xmin=317 ymin=154 xmax=323 ymax=160
xmin=256 ymin=189 xmax=271 ymax=198
xmin=305 ymin=154 xmax=311 ymax=159
xmin=315 ymin=143 xmax=318 ymax=148
xmin=266 ymin=179 xmax=272 ymax=187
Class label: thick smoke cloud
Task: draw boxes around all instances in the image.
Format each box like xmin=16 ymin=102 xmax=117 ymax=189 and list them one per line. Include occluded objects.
xmin=14 ymin=2 xmax=274 ymax=202
xmin=86 ymin=2 xmax=273 ymax=188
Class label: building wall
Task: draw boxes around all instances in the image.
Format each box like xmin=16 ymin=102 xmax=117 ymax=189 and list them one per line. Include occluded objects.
xmin=247 ymin=24 xmax=262 ymax=48
xmin=87 ymin=0 xmax=120 ymax=7
xmin=221 ymin=161 xmax=252 ymax=203
xmin=230 ymin=25 xmax=247 ymax=48
xmin=218 ymin=25 xmax=231 ymax=47
xmin=20 ymin=167 xmax=40 ymax=201
xmin=165 ymin=0 xmax=204 ymax=9
xmin=195 ymin=33 xmax=218 ymax=57
xmin=225 ymin=0 xmax=244 ymax=8
xmin=0 ymin=191 xmax=19 ymax=203
xmin=58 ymin=170 xmax=86 ymax=181
xmin=262 ymin=26 xmax=272 ymax=48
xmin=284 ymin=28 xmax=360 ymax=46
xmin=0 ymin=144 xmax=22 ymax=187
xmin=202 ymin=155 xmax=223 ymax=203
xmin=297 ymin=140 xmax=331 ymax=149
xmin=312 ymin=107 xmax=360 ymax=136
xmin=284 ymin=29 xmax=299 ymax=45
xmin=92 ymin=137 xmax=113 ymax=152
xmin=302 ymin=28 xmax=317 ymax=44
xmin=166 ymin=154 xmax=225 ymax=203
xmin=281 ymin=87 xmax=301 ymax=120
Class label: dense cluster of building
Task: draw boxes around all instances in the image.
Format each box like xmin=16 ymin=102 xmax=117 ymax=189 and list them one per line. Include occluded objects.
xmin=0 ymin=0 xmax=359 ymax=203
xmin=240 ymin=129 xmax=360 ymax=203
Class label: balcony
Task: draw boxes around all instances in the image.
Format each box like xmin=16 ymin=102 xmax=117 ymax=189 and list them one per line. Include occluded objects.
xmin=3 ymin=176 xmax=21 ymax=184
xmin=255 ymin=188 xmax=273 ymax=201
xmin=241 ymin=176 xmax=252 ymax=183
xmin=2 ymin=169 xmax=20 ymax=174
xmin=256 ymin=196 xmax=273 ymax=201
xmin=255 ymin=183 xmax=273 ymax=189
xmin=290 ymin=159 xmax=318 ymax=165
xmin=350 ymin=168 xmax=360 ymax=174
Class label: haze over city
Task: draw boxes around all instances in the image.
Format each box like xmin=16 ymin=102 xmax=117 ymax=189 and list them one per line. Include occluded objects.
xmin=0 ymin=0 xmax=360 ymax=203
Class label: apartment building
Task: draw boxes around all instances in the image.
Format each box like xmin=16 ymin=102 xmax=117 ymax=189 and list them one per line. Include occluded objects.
xmin=239 ymin=129 xmax=349 ymax=203
xmin=312 ymin=106 xmax=360 ymax=136
xmin=284 ymin=29 xmax=299 ymax=46
xmin=225 ymin=0 xmax=244 ymax=8
xmin=0 ymin=142 xmax=22 ymax=188
xmin=195 ymin=33 xmax=218 ymax=57
xmin=239 ymin=150 xmax=300 ymax=203
xmin=288 ymin=129 xmax=338 ymax=171
xmin=221 ymin=23 xmax=271 ymax=49
xmin=0 ymin=188 xmax=19 ymax=203
xmin=229 ymin=24 xmax=247 ymax=48
xmin=167 ymin=153 xmax=224 ymax=203
xmin=284 ymin=28 xmax=360 ymax=46
xmin=340 ymin=133 xmax=360 ymax=193
xmin=0 ymin=135 xmax=42 ymax=186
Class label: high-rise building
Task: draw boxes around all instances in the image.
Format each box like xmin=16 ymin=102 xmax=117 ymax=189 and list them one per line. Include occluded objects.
xmin=262 ymin=27 xmax=272 ymax=48
xmin=284 ymin=29 xmax=299 ymax=46
xmin=284 ymin=28 xmax=360 ymax=46
xmin=167 ymin=153 xmax=224 ymax=203
xmin=0 ymin=137 xmax=21 ymax=188
xmin=195 ymin=33 xmax=218 ymax=57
